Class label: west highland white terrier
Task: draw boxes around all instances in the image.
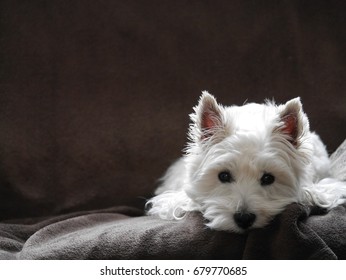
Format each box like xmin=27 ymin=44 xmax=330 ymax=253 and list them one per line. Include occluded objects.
xmin=147 ymin=92 xmax=346 ymax=233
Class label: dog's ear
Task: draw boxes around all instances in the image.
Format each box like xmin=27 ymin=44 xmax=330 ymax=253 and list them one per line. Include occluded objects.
xmin=277 ymin=97 xmax=308 ymax=147
xmin=189 ymin=91 xmax=228 ymax=144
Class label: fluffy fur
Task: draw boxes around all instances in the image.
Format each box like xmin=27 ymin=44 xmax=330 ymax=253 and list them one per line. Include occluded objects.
xmin=146 ymin=92 xmax=346 ymax=233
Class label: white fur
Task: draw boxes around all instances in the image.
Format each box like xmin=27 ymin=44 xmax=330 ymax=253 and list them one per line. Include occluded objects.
xmin=147 ymin=92 xmax=346 ymax=233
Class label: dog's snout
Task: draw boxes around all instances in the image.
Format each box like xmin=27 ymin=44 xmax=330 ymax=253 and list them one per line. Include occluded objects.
xmin=233 ymin=212 xmax=256 ymax=229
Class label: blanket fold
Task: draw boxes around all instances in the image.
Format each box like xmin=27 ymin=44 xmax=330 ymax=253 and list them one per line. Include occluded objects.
xmin=0 ymin=203 xmax=345 ymax=259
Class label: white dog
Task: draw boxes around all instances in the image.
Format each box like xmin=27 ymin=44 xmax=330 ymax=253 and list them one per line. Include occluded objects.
xmin=147 ymin=92 xmax=346 ymax=233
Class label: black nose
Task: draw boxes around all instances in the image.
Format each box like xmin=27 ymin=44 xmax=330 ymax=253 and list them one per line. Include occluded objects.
xmin=233 ymin=212 xmax=256 ymax=229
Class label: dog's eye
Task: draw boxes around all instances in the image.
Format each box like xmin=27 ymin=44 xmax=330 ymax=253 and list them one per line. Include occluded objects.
xmin=260 ymin=173 xmax=275 ymax=186
xmin=218 ymin=171 xmax=233 ymax=183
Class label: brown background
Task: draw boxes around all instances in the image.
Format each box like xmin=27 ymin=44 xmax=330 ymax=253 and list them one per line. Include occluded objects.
xmin=1 ymin=0 xmax=345 ymax=219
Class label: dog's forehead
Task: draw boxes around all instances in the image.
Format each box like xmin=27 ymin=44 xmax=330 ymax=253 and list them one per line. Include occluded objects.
xmin=212 ymin=134 xmax=269 ymax=164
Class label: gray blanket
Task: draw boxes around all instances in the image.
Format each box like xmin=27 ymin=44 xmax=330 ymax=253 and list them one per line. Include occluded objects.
xmin=0 ymin=203 xmax=345 ymax=260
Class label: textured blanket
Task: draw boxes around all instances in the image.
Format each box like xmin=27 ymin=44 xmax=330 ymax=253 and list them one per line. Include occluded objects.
xmin=0 ymin=203 xmax=345 ymax=260
xmin=1 ymin=140 xmax=345 ymax=260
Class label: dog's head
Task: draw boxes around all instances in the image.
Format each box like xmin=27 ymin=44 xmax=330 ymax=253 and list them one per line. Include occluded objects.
xmin=184 ymin=92 xmax=313 ymax=232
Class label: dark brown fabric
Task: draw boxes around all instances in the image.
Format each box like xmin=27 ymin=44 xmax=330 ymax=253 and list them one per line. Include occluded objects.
xmin=1 ymin=0 xmax=346 ymax=219
xmin=0 ymin=0 xmax=346 ymax=259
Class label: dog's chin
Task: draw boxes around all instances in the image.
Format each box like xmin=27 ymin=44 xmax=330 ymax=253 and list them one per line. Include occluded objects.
xmin=203 ymin=214 xmax=242 ymax=233
xmin=206 ymin=220 xmax=250 ymax=234
xmin=205 ymin=213 xmax=273 ymax=234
